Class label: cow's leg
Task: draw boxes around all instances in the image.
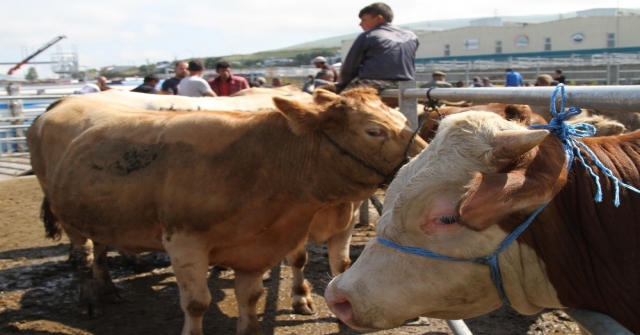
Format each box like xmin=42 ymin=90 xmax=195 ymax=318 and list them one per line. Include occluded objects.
xmin=234 ymin=271 xmax=264 ymax=335
xmin=65 ymin=228 xmax=96 ymax=315
xmin=92 ymin=242 xmax=122 ymax=303
xmin=163 ymin=234 xmax=211 ymax=335
xmin=285 ymin=241 xmax=316 ymax=315
xmin=326 ymin=203 xmax=359 ymax=276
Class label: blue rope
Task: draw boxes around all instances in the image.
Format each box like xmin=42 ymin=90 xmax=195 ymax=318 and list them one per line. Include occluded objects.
xmin=530 ymin=83 xmax=640 ymax=206
xmin=377 ymin=205 xmax=547 ymax=305
xmin=376 ymin=84 xmax=640 ymax=306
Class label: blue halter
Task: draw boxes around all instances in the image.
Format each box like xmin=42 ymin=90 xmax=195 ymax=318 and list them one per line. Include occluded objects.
xmin=377 ymin=84 xmax=640 ymax=306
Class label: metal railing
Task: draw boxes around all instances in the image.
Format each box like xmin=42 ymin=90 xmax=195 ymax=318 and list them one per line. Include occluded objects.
xmin=0 ymin=95 xmax=64 ymax=156
xmin=0 ymin=87 xmax=637 ymax=334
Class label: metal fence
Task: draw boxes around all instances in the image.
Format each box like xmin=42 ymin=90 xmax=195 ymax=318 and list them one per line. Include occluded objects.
xmin=0 ymin=86 xmax=637 ymax=334
xmin=0 ymin=95 xmax=62 ymax=156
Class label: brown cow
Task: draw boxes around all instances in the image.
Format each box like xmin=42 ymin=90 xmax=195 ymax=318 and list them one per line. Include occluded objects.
xmin=27 ymin=88 xmax=424 ymax=335
xmin=61 ymin=88 xmax=427 ymax=316
xmin=325 ymin=111 xmax=640 ymax=333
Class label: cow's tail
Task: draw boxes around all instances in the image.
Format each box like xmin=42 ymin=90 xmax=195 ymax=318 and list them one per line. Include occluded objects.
xmin=41 ymin=197 xmax=62 ymax=241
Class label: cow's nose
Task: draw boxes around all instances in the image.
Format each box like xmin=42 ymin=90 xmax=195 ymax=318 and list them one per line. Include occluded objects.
xmin=324 ymin=287 xmax=354 ymax=323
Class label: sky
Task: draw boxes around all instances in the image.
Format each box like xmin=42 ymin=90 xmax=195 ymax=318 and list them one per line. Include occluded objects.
xmin=1 ymin=0 xmax=637 ymax=79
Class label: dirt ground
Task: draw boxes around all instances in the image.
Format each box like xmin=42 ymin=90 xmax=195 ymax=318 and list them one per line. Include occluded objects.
xmin=0 ymin=176 xmax=582 ymax=335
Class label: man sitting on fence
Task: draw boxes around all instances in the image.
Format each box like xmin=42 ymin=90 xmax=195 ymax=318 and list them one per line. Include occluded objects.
xmin=335 ymin=2 xmax=419 ymax=100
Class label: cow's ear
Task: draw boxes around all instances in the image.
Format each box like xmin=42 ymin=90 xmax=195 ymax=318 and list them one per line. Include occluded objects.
xmin=489 ymin=129 xmax=549 ymax=169
xmin=273 ymin=96 xmax=321 ymax=135
xmin=313 ymin=88 xmax=339 ymax=105
xmin=458 ymin=134 xmax=567 ymax=231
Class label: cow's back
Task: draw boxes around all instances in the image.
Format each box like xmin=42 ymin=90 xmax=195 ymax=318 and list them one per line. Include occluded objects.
xmin=28 ymin=98 xmax=267 ymax=252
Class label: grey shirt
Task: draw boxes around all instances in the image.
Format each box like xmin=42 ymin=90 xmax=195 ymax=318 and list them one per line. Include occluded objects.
xmin=178 ymin=76 xmax=213 ymax=97
xmin=338 ymin=23 xmax=419 ymax=92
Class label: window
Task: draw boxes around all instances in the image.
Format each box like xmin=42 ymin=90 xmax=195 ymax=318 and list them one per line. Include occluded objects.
xmin=495 ymin=41 xmax=502 ymax=54
xmin=544 ymin=38 xmax=552 ymax=51
xmin=444 ymin=44 xmax=450 ymax=57
xmin=607 ymin=33 xmax=616 ymax=48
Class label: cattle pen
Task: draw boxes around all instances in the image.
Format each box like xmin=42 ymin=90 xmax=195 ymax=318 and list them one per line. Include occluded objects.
xmin=1 ymin=85 xmax=639 ymax=334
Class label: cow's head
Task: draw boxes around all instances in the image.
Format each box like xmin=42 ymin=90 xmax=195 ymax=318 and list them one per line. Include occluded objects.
xmin=325 ymin=111 xmax=569 ymax=330
xmin=273 ymin=88 xmax=427 ymax=189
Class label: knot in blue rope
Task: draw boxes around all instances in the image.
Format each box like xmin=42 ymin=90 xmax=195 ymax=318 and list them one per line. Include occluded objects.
xmin=528 ymin=84 xmax=640 ymax=206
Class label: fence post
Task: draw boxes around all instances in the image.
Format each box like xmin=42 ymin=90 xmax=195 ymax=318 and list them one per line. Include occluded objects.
xmin=606 ymin=54 xmax=611 ymax=85
xmin=615 ymin=63 xmax=620 ymax=85
xmin=398 ymin=81 xmax=418 ymax=131
xmin=6 ymin=83 xmax=26 ymax=153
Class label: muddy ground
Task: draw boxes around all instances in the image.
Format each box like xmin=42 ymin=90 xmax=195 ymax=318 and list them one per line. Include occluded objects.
xmin=0 ymin=176 xmax=581 ymax=335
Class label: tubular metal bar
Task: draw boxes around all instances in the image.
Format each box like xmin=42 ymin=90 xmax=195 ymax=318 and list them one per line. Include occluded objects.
xmin=380 ymin=86 xmax=640 ymax=111
xmin=0 ymin=94 xmax=69 ymax=101
xmin=445 ymin=320 xmax=473 ymax=335
xmin=564 ymin=308 xmax=633 ymax=335
xmin=0 ymin=117 xmax=36 ymax=122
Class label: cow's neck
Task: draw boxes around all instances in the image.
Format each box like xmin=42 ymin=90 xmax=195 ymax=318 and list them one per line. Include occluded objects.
xmin=245 ymin=113 xmax=382 ymax=204
xmin=518 ymin=133 xmax=640 ymax=332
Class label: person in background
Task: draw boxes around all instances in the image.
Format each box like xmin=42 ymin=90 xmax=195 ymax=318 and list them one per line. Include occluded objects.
xmin=97 ymin=76 xmax=111 ymax=91
xmin=314 ymin=69 xmax=335 ymax=88
xmin=420 ymin=71 xmax=452 ymax=88
xmin=505 ymin=68 xmax=525 ymax=87
xmin=131 ymin=74 xmax=159 ymax=94
xmin=272 ymin=78 xmax=282 ymax=88
xmin=178 ymin=60 xmax=216 ymax=97
xmin=79 ymin=76 xmax=110 ymax=94
xmin=455 ymin=80 xmax=465 ymax=88
xmin=208 ymin=61 xmax=249 ymax=96
xmin=161 ymin=61 xmax=189 ymax=95
xmin=482 ymin=77 xmax=494 ymax=87
xmin=312 ymin=56 xmax=339 ymax=83
xmin=471 ymin=76 xmax=483 ymax=87
xmin=554 ymin=69 xmax=566 ymax=84
xmin=336 ymin=2 xmax=419 ymax=94
xmin=79 ymin=81 xmax=100 ymax=94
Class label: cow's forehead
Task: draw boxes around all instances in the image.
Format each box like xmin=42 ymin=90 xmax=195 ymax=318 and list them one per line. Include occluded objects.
xmin=380 ymin=111 xmax=525 ymax=232
xmin=364 ymin=101 xmax=411 ymax=132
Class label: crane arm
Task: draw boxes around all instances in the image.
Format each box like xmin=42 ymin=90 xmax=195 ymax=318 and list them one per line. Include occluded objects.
xmin=8 ymin=35 xmax=67 ymax=75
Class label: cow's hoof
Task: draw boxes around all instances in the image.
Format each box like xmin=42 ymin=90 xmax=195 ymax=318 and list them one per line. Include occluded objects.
xmin=293 ymin=298 xmax=316 ymax=315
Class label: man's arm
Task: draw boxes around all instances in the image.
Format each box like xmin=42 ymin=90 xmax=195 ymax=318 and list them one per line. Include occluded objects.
xmin=336 ymin=34 xmax=367 ymax=93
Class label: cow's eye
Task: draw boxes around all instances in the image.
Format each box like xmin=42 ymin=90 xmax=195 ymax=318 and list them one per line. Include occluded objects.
xmin=436 ymin=215 xmax=458 ymax=225
xmin=366 ymin=129 xmax=387 ymax=137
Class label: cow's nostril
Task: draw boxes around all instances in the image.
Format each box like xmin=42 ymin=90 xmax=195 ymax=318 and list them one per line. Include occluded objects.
xmin=333 ymin=300 xmax=353 ymax=317
xmin=327 ymin=296 xmax=354 ymax=322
